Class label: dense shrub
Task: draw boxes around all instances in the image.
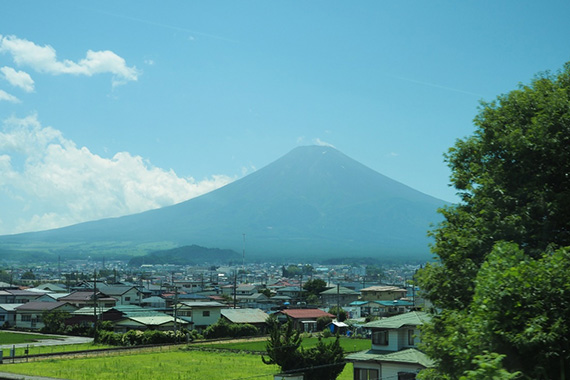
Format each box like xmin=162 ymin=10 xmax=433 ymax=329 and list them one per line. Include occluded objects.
xmin=95 ymin=329 xmax=194 ymax=346
xmin=203 ymin=318 xmax=259 ymax=339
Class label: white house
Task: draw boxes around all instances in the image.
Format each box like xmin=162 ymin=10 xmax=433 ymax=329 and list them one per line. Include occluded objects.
xmin=15 ymin=301 xmax=77 ymax=330
xmin=346 ymin=311 xmax=433 ymax=380
xmin=176 ymin=301 xmax=225 ymax=331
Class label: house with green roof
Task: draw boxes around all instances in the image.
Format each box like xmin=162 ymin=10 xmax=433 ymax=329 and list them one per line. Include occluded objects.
xmin=346 ymin=311 xmax=433 ymax=380
xmin=319 ymin=286 xmax=360 ymax=307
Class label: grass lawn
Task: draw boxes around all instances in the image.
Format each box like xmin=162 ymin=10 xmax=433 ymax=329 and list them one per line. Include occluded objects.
xmin=1 ymin=342 xmax=113 ymax=358
xmin=0 ymin=349 xmax=354 ymax=380
xmin=193 ymin=336 xmax=370 ymax=353
xmin=0 ymin=331 xmax=62 ymax=345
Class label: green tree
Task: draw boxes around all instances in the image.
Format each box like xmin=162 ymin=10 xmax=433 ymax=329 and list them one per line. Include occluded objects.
xmin=302 ymin=336 xmax=346 ymax=380
xmin=0 ymin=269 xmax=12 ymax=283
xmin=418 ymin=63 xmax=570 ymax=379
xmin=327 ymin=306 xmax=347 ymax=322
xmin=262 ymin=316 xmax=303 ymax=373
xmin=262 ymin=316 xmax=345 ymax=379
xmin=303 ymin=278 xmax=327 ymax=298
xmin=21 ymin=270 xmax=35 ymax=280
xmin=40 ymin=310 xmax=70 ymax=334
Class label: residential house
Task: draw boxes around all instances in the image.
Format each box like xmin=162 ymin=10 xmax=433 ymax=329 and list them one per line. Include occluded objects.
xmin=346 ymin=311 xmax=433 ymax=380
xmin=360 ymin=286 xmax=407 ymax=302
xmin=0 ymin=289 xmax=44 ymax=304
xmin=176 ymin=301 xmax=225 ymax=331
xmin=0 ymin=303 xmax=22 ymax=327
xmin=58 ymin=291 xmax=117 ymax=309
xmin=320 ymin=286 xmax=360 ymax=307
xmin=98 ymin=285 xmax=143 ymax=306
xmin=274 ymin=286 xmax=302 ymax=300
xmin=221 ymin=308 xmax=269 ymax=333
xmin=33 ymin=283 xmax=68 ymax=293
xmin=141 ymin=296 xmax=167 ymax=309
xmin=15 ymin=301 xmax=77 ymax=330
xmin=347 ymin=301 xmax=370 ymax=318
xmin=275 ymin=308 xmax=335 ymax=333
xmin=236 ymin=292 xmax=271 ymax=310
xmin=370 ymin=300 xmax=414 ymax=317
xmin=67 ymin=304 xmax=187 ymax=333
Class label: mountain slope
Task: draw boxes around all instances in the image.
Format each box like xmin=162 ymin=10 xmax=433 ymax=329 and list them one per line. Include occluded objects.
xmin=0 ymin=146 xmax=446 ymax=260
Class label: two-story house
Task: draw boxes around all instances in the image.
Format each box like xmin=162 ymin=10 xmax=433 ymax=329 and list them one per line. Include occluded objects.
xmin=359 ymin=286 xmax=407 ymax=302
xmin=320 ymin=286 xmax=360 ymax=307
xmin=346 ymin=311 xmax=433 ymax=380
xmin=176 ymin=301 xmax=225 ymax=331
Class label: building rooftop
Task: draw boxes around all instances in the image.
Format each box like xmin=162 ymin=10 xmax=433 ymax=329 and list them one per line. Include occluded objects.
xmin=221 ymin=308 xmax=269 ymax=324
xmin=346 ymin=348 xmax=433 ymax=368
xmin=364 ymin=311 xmax=431 ymax=329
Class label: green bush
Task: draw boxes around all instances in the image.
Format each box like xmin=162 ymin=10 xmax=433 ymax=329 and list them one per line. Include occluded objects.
xmin=203 ymin=318 xmax=259 ymax=339
xmin=95 ymin=329 xmax=189 ymax=346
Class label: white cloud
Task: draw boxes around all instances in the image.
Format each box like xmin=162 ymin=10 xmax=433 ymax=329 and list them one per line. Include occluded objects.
xmin=1 ymin=66 xmax=34 ymax=92
xmin=0 ymin=115 xmax=234 ymax=234
xmin=0 ymin=35 xmax=139 ymax=86
xmin=313 ymin=138 xmax=336 ymax=148
xmin=0 ymin=89 xmax=20 ymax=103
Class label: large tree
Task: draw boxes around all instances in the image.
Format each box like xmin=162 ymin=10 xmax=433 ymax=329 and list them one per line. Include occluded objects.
xmin=418 ymin=63 xmax=570 ymax=379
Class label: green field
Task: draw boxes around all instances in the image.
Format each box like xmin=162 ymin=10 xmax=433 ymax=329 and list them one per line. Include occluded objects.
xmin=0 ymin=331 xmax=63 ymax=345
xmin=1 ymin=342 xmax=113 ymax=358
xmin=193 ymin=336 xmax=370 ymax=353
xmin=0 ymin=349 xmax=354 ymax=380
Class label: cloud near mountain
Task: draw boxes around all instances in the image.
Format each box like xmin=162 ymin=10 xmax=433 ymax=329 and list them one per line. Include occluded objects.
xmin=0 ymin=115 xmax=234 ymax=234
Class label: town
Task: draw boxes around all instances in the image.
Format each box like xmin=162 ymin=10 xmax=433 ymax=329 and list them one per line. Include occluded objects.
xmin=1 ymin=259 xmax=430 ymax=379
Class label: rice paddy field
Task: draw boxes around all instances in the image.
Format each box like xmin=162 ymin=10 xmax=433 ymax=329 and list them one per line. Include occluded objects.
xmin=0 ymin=349 xmax=354 ymax=380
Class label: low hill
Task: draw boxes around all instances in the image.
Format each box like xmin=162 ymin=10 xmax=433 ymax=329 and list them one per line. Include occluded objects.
xmin=128 ymin=245 xmax=239 ymax=266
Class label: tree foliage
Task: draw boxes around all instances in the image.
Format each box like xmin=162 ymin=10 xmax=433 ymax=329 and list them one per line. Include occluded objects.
xmin=262 ymin=316 xmax=303 ymax=372
xmin=418 ymin=62 xmax=570 ymax=379
xmin=203 ymin=318 xmax=259 ymax=339
xmin=327 ymin=306 xmax=347 ymax=322
xmin=303 ymin=278 xmax=327 ymax=298
xmin=40 ymin=310 xmax=70 ymax=334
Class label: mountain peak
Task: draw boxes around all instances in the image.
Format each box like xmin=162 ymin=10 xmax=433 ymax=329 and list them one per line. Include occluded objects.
xmin=0 ymin=147 xmax=446 ymax=262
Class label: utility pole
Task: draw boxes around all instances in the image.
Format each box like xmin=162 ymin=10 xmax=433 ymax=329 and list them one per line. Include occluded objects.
xmin=93 ymin=269 xmax=98 ymax=337
xmin=233 ymin=271 xmax=237 ymax=309
xmin=173 ymin=285 xmax=178 ymax=335
xmin=299 ymin=273 xmax=303 ymax=305
xmin=242 ymin=233 xmax=246 ymax=271
xmin=336 ymin=283 xmax=340 ymax=321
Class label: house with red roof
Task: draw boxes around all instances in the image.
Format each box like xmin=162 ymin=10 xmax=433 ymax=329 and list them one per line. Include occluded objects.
xmin=275 ymin=308 xmax=334 ymax=332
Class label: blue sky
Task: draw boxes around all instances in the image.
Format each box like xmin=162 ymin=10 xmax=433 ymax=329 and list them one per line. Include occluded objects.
xmin=1 ymin=1 xmax=569 ymax=235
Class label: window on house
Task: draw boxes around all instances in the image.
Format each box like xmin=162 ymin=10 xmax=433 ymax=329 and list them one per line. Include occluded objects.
xmin=398 ymin=372 xmax=417 ymax=380
xmin=372 ymin=330 xmax=389 ymax=346
xmin=21 ymin=315 xmax=32 ymax=322
xmin=202 ymin=311 xmax=210 ymax=317
xmin=125 ymin=297 xmax=131 ymax=301
xmin=354 ymin=368 xmax=379 ymax=380
xmin=408 ymin=329 xmax=415 ymax=346
xmin=0 ymin=315 xmax=5 ymax=321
